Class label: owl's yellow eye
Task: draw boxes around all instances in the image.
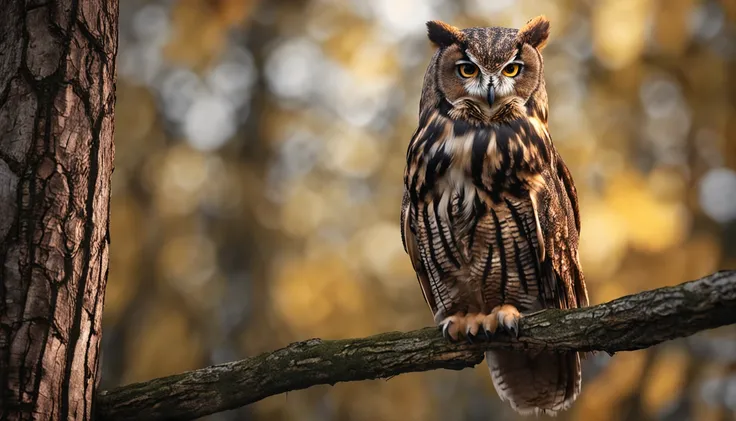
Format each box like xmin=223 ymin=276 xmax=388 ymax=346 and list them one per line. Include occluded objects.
xmin=502 ymin=63 xmax=521 ymax=77
xmin=456 ymin=62 xmax=479 ymax=78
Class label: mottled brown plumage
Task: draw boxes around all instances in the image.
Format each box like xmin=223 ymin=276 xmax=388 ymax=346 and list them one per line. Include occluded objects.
xmin=401 ymin=16 xmax=589 ymax=415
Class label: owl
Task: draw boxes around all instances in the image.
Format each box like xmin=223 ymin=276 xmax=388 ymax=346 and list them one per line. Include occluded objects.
xmin=400 ymin=16 xmax=589 ymax=415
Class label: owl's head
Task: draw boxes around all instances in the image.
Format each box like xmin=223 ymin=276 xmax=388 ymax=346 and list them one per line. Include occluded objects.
xmin=419 ymin=16 xmax=550 ymax=124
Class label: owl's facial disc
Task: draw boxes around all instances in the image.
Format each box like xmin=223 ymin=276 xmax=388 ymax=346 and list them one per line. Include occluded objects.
xmin=457 ymin=53 xmax=524 ymax=112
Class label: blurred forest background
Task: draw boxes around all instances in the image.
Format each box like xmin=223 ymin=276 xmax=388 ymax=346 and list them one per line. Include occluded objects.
xmin=102 ymin=0 xmax=736 ymax=420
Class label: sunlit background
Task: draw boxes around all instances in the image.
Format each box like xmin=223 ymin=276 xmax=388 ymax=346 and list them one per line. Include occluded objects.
xmin=103 ymin=0 xmax=736 ymax=420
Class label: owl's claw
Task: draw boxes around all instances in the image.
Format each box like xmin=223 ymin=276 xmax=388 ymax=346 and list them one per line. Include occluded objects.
xmin=465 ymin=324 xmax=475 ymax=343
xmin=507 ymin=325 xmax=518 ymax=339
xmin=440 ymin=320 xmax=456 ymax=342
xmin=465 ymin=325 xmax=481 ymax=344
xmin=489 ymin=304 xmax=522 ymax=339
xmin=467 ymin=328 xmax=491 ymax=343
xmin=439 ymin=315 xmax=465 ymax=342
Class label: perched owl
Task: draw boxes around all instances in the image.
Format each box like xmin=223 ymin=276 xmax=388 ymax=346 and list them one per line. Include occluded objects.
xmin=400 ymin=16 xmax=589 ymax=415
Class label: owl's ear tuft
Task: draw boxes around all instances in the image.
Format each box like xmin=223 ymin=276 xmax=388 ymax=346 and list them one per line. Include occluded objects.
xmin=426 ymin=21 xmax=464 ymax=47
xmin=518 ymin=15 xmax=550 ymax=50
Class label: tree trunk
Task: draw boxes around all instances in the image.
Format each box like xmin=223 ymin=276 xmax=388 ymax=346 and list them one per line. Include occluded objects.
xmin=0 ymin=1 xmax=118 ymax=420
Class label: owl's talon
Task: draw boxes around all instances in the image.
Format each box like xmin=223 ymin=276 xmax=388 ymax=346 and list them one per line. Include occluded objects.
xmin=469 ymin=329 xmax=490 ymax=343
xmin=490 ymin=304 xmax=522 ymax=339
xmin=464 ymin=326 xmax=473 ymax=343
xmin=441 ymin=320 xmax=455 ymax=342
xmin=439 ymin=314 xmax=465 ymax=342
xmin=466 ymin=326 xmax=483 ymax=344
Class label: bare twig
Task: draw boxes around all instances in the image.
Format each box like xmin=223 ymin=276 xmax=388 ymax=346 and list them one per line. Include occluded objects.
xmin=96 ymin=270 xmax=736 ymax=421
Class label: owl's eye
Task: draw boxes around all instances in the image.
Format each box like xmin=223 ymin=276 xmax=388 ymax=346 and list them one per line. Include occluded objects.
xmin=502 ymin=63 xmax=521 ymax=77
xmin=456 ymin=62 xmax=479 ymax=78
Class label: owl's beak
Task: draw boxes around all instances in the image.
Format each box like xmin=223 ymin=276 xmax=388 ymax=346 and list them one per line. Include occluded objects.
xmin=487 ymin=84 xmax=495 ymax=107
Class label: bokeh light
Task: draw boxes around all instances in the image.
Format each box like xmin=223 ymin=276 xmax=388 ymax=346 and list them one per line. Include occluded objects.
xmin=104 ymin=1 xmax=736 ymax=420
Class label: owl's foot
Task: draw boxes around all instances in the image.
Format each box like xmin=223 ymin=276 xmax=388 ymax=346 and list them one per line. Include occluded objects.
xmin=488 ymin=304 xmax=522 ymax=338
xmin=439 ymin=313 xmax=494 ymax=343
xmin=439 ymin=306 xmax=522 ymax=342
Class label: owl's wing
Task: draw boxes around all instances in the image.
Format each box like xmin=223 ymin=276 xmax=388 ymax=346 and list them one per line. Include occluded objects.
xmin=533 ymin=155 xmax=589 ymax=311
xmin=557 ymin=155 xmax=589 ymax=308
xmin=556 ymin=153 xmax=581 ymax=234
xmin=401 ymin=189 xmax=438 ymax=315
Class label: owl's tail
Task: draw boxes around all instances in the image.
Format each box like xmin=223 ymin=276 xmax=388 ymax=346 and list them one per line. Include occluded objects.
xmin=486 ymin=350 xmax=581 ymax=416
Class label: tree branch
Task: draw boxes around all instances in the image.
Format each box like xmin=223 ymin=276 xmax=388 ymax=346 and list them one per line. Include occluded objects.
xmin=96 ymin=270 xmax=736 ymax=421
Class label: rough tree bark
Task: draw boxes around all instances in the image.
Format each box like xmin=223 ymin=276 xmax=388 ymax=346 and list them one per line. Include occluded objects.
xmin=0 ymin=1 xmax=118 ymax=420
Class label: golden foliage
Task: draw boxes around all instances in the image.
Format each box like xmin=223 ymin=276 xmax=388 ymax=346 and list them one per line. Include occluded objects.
xmin=104 ymin=194 xmax=142 ymax=324
xmin=272 ymin=251 xmax=370 ymax=338
xmin=642 ymin=349 xmax=689 ymax=416
xmin=124 ymin=303 xmax=203 ymax=384
xmin=577 ymin=351 xmax=648 ymax=421
xmin=592 ymin=0 xmax=653 ymax=69
xmin=605 ymin=170 xmax=689 ymax=253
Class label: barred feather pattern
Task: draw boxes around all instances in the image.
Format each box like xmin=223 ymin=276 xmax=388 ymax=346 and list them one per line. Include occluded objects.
xmin=401 ymin=101 xmax=589 ymax=415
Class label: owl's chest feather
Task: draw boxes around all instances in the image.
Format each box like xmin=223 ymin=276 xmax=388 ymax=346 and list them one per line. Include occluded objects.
xmin=422 ymin=130 xmax=543 ymax=203
xmin=405 ymin=112 xmax=553 ymax=244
